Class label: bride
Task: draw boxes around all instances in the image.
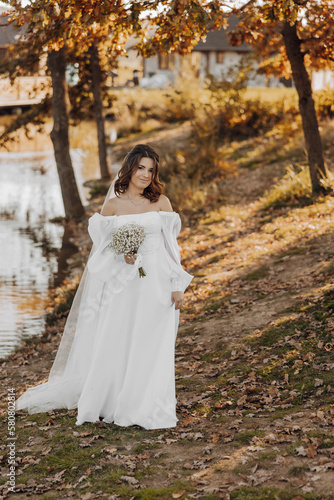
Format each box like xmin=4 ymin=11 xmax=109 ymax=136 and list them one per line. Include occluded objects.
xmin=16 ymin=144 xmax=193 ymax=430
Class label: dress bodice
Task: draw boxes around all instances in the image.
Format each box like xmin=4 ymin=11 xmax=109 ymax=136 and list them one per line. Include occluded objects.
xmin=110 ymin=212 xmax=162 ymax=255
xmin=113 ymin=211 xmax=161 ymax=231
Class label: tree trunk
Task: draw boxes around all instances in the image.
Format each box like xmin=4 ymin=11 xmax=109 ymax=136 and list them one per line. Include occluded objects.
xmin=281 ymin=21 xmax=327 ymax=193
xmin=48 ymin=48 xmax=85 ymax=220
xmin=89 ymin=43 xmax=111 ymax=180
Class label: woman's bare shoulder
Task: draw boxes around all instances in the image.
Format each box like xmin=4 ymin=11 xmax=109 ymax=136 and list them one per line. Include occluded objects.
xmin=158 ymin=194 xmax=173 ymax=212
xmin=101 ymin=197 xmax=120 ymax=216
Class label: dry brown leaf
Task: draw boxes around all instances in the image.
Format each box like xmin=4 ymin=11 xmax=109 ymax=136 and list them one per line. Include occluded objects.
xmin=237 ymin=395 xmax=247 ymax=406
xmin=81 ymin=493 xmax=95 ymax=500
xmin=103 ymin=446 xmax=117 ymax=454
xmin=41 ymin=447 xmax=52 ymax=456
xmin=172 ymin=490 xmax=186 ymax=499
xmin=120 ymin=475 xmax=138 ymax=485
xmin=307 ymin=443 xmax=318 ymax=458
xmin=73 ymin=430 xmax=93 ymax=437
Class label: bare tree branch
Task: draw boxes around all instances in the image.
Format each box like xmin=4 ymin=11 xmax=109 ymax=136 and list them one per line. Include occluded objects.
xmin=300 ymin=36 xmax=322 ymax=43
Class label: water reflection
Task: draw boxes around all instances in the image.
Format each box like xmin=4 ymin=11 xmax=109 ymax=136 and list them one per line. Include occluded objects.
xmin=0 ymin=150 xmax=94 ymax=358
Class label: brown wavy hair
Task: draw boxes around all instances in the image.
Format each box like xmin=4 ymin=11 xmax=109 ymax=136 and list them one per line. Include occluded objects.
xmin=114 ymin=144 xmax=163 ymax=202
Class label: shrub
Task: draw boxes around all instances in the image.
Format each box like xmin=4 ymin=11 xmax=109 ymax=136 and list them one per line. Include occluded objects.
xmin=260 ymin=164 xmax=312 ymax=209
xmin=260 ymin=162 xmax=334 ymax=210
xmin=314 ymin=89 xmax=334 ymax=120
xmin=89 ymin=182 xmax=109 ymax=199
xmin=194 ymin=89 xmax=298 ymax=142
xmin=160 ymin=135 xmax=237 ymax=213
xmin=45 ymin=281 xmax=79 ymax=326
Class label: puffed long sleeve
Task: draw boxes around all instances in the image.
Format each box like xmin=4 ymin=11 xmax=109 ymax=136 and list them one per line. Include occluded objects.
xmin=160 ymin=212 xmax=193 ymax=293
xmin=86 ymin=213 xmax=143 ymax=293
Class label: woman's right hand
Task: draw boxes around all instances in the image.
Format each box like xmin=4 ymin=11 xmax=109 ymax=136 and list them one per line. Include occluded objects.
xmin=124 ymin=253 xmax=136 ymax=265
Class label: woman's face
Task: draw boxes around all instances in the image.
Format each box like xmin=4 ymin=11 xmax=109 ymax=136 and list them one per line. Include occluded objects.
xmin=130 ymin=157 xmax=154 ymax=190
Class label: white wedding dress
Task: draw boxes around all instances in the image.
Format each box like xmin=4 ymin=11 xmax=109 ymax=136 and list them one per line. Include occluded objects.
xmin=15 ymin=210 xmax=193 ymax=430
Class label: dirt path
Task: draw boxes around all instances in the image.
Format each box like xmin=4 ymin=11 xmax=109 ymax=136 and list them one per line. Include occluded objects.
xmin=110 ymin=122 xmax=192 ymax=163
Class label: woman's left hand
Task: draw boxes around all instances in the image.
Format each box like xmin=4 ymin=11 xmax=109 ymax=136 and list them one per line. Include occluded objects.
xmin=171 ymin=291 xmax=184 ymax=310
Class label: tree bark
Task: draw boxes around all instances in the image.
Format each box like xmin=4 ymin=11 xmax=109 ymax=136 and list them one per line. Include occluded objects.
xmin=89 ymin=43 xmax=111 ymax=180
xmin=281 ymin=22 xmax=327 ymax=193
xmin=48 ymin=48 xmax=85 ymax=219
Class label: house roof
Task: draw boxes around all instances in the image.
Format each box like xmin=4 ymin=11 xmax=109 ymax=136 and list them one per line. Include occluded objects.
xmin=0 ymin=15 xmax=22 ymax=47
xmin=193 ymin=15 xmax=251 ymax=53
xmin=125 ymin=15 xmax=251 ymax=54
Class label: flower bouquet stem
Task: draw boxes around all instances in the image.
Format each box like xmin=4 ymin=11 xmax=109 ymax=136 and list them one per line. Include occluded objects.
xmin=138 ymin=266 xmax=146 ymax=278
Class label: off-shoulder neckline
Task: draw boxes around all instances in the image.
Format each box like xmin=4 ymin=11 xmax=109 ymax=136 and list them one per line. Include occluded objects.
xmin=95 ymin=211 xmax=177 ymax=218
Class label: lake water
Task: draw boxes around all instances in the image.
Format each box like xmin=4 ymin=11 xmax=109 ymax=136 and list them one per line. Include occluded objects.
xmin=0 ymin=149 xmax=98 ymax=358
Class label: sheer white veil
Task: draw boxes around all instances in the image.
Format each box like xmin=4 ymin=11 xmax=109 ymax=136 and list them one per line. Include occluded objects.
xmin=100 ymin=170 xmax=119 ymax=212
xmin=48 ymin=171 xmax=119 ymax=383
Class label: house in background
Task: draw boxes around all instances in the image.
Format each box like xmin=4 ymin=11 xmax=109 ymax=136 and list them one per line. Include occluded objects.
xmin=140 ymin=16 xmax=282 ymax=88
xmin=120 ymin=15 xmax=334 ymax=90
xmin=311 ymin=69 xmax=334 ymax=91
xmin=0 ymin=8 xmax=50 ymax=114
xmin=0 ymin=5 xmax=16 ymax=61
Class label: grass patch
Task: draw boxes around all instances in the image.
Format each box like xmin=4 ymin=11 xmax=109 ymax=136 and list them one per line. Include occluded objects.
xmin=306 ymin=431 xmax=334 ymax=449
xmin=86 ymin=467 xmax=130 ymax=495
xmin=46 ymin=443 xmax=101 ymax=472
xmin=245 ymin=266 xmax=270 ymax=281
xmin=204 ymin=295 xmax=230 ymax=313
xmin=208 ymin=288 xmax=334 ymax=412
xmin=207 ymin=253 xmax=225 ymax=264
xmin=323 ymin=262 xmax=334 ymax=275
xmin=260 ymin=164 xmax=313 ymax=210
xmin=258 ymin=450 xmax=278 ymax=462
xmin=234 ymin=430 xmax=263 ymax=445
xmin=279 ymin=247 xmax=308 ymax=257
xmin=176 ymin=377 xmax=202 ymax=388
xmin=89 ymin=182 xmax=109 ymax=199
xmin=289 ymin=465 xmax=309 ymax=476
xmin=248 ymin=317 xmax=308 ymax=348
xmin=231 ymin=486 xmax=317 ymax=500
xmin=134 ymin=442 xmax=159 ymax=453
xmin=133 ymin=479 xmax=195 ymax=499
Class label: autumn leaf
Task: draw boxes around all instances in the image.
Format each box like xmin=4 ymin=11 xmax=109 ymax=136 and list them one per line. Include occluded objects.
xmin=172 ymin=491 xmax=186 ymax=499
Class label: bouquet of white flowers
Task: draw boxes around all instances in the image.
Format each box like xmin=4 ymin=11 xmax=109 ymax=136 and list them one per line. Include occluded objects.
xmin=106 ymin=222 xmax=147 ymax=278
